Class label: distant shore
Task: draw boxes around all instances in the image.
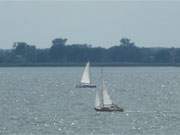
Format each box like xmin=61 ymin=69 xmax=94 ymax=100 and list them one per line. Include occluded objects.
xmin=0 ymin=63 xmax=180 ymax=67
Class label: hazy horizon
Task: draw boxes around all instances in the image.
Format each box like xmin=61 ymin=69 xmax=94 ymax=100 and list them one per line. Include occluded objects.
xmin=0 ymin=1 xmax=180 ymax=49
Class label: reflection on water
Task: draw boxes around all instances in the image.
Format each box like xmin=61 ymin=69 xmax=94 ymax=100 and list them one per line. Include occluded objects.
xmin=0 ymin=67 xmax=180 ymax=134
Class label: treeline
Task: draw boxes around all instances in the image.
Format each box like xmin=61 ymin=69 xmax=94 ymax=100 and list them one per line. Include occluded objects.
xmin=0 ymin=38 xmax=179 ymax=65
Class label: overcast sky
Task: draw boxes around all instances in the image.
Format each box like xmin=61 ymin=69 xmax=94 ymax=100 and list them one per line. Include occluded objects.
xmin=0 ymin=1 xmax=180 ymax=49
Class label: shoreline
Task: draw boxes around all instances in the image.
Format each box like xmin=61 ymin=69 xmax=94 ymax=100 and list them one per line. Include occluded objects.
xmin=0 ymin=63 xmax=180 ymax=67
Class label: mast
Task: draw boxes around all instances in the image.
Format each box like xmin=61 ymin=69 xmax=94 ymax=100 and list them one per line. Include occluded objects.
xmin=102 ymin=82 xmax=113 ymax=106
xmin=95 ymin=89 xmax=100 ymax=108
xmin=100 ymin=67 xmax=104 ymax=107
xmin=88 ymin=61 xmax=91 ymax=84
xmin=80 ymin=62 xmax=90 ymax=84
xmin=101 ymin=68 xmax=113 ymax=106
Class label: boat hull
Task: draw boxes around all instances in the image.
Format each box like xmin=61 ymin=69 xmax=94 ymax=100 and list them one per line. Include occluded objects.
xmin=76 ymin=84 xmax=96 ymax=88
xmin=95 ymin=107 xmax=124 ymax=112
xmin=95 ymin=105 xmax=124 ymax=112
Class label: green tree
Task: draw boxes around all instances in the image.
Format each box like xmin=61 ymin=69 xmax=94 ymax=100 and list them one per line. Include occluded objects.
xmin=50 ymin=38 xmax=68 ymax=62
xmin=52 ymin=38 xmax=67 ymax=47
xmin=13 ymin=42 xmax=36 ymax=63
xmin=120 ymin=38 xmax=135 ymax=48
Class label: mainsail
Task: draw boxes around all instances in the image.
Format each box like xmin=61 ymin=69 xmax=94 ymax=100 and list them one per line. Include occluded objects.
xmin=95 ymin=90 xmax=101 ymax=108
xmin=94 ymin=68 xmax=123 ymax=112
xmin=80 ymin=62 xmax=90 ymax=84
xmin=102 ymin=80 xmax=113 ymax=106
xmin=95 ymin=80 xmax=113 ymax=108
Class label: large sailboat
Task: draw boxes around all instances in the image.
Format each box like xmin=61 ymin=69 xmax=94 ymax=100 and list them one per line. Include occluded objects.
xmin=95 ymin=69 xmax=124 ymax=112
xmin=76 ymin=62 xmax=96 ymax=88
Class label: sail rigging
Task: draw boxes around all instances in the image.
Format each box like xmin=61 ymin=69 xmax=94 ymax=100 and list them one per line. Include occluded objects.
xmin=80 ymin=62 xmax=90 ymax=84
xmin=94 ymin=68 xmax=124 ymax=112
xmin=95 ymin=90 xmax=101 ymax=108
xmin=76 ymin=61 xmax=96 ymax=88
xmin=101 ymin=68 xmax=112 ymax=106
xmin=102 ymin=80 xmax=113 ymax=106
xmin=95 ymin=70 xmax=113 ymax=108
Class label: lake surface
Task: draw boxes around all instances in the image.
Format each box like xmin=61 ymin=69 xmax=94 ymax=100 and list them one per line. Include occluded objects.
xmin=0 ymin=67 xmax=180 ymax=135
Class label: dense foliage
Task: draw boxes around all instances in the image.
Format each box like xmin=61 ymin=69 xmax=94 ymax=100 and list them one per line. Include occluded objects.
xmin=0 ymin=38 xmax=178 ymax=65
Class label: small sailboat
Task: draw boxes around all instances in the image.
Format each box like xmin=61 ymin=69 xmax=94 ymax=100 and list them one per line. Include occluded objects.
xmin=95 ymin=69 xmax=124 ymax=112
xmin=76 ymin=62 xmax=96 ymax=88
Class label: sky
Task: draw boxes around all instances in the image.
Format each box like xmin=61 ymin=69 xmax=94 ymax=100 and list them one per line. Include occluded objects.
xmin=0 ymin=1 xmax=180 ymax=49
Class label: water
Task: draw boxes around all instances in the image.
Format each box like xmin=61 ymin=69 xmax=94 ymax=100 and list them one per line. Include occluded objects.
xmin=0 ymin=67 xmax=180 ymax=135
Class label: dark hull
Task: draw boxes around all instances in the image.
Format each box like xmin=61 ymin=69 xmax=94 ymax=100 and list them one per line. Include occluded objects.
xmin=76 ymin=84 xmax=96 ymax=88
xmin=95 ymin=108 xmax=124 ymax=112
xmin=95 ymin=105 xmax=124 ymax=112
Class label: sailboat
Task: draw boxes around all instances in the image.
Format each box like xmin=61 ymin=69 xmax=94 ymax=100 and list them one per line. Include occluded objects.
xmin=95 ymin=70 xmax=124 ymax=112
xmin=76 ymin=62 xmax=96 ymax=88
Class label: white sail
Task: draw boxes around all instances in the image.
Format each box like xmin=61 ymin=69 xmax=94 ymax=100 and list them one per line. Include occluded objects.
xmin=94 ymin=69 xmax=123 ymax=112
xmin=95 ymin=90 xmax=101 ymax=108
xmin=102 ymin=81 xmax=113 ymax=106
xmin=80 ymin=62 xmax=90 ymax=84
